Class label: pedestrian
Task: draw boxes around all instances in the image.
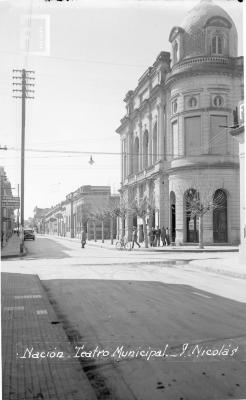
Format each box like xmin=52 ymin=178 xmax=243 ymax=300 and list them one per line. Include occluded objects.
xmin=161 ymin=226 xmax=166 ymax=246
xmin=132 ymin=227 xmax=140 ymax=249
xmin=155 ymin=226 xmax=161 ymax=247
xmin=81 ymin=228 xmax=86 ymax=248
xmin=165 ymin=227 xmax=170 ymax=245
xmin=148 ymin=227 xmax=155 ymax=247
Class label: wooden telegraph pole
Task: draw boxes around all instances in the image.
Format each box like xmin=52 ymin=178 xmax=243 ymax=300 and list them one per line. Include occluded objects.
xmin=13 ymin=69 xmax=35 ymax=252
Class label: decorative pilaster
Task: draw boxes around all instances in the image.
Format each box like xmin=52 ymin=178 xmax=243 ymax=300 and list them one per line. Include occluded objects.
xmin=121 ymin=139 xmax=124 ymax=182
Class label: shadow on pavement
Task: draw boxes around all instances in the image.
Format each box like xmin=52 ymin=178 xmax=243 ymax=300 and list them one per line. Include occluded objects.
xmin=24 ymin=237 xmax=72 ymax=259
xmin=40 ymin=278 xmax=246 ymax=400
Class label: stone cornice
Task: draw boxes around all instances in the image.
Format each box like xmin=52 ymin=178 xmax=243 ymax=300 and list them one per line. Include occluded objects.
xmin=170 ymin=107 xmax=232 ymax=120
xmin=165 ymin=56 xmax=244 ymax=88
xmin=167 ymin=162 xmax=239 ymax=174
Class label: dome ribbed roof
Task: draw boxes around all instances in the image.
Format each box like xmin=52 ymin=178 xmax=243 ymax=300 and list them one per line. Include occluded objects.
xmin=181 ymin=0 xmax=236 ymax=35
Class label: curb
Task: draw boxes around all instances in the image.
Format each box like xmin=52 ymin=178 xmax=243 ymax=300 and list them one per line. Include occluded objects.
xmin=41 ymin=235 xmax=239 ymax=254
xmin=186 ymin=261 xmax=246 ymax=280
xmin=87 ymin=242 xmax=239 ymax=253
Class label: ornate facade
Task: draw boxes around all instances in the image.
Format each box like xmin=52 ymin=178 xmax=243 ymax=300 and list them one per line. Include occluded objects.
xmin=116 ymin=0 xmax=243 ymax=245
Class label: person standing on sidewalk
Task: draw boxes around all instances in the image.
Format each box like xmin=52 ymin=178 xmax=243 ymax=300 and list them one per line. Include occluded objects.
xmin=132 ymin=227 xmax=140 ymax=249
xmin=155 ymin=226 xmax=161 ymax=247
xmin=81 ymin=228 xmax=86 ymax=248
xmin=161 ymin=226 xmax=166 ymax=246
xmin=165 ymin=227 xmax=170 ymax=245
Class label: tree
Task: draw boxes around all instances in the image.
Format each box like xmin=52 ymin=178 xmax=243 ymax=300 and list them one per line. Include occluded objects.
xmin=130 ymin=196 xmax=154 ymax=248
xmin=93 ymin=208 xmax=107 ymax=243
xmin=115 ymin=192 xmax=128 ymax=241
xmin=104 ymin=195 xmax=120 ymax=244
xmin=183 ymin=184 xmax=225 ymax=249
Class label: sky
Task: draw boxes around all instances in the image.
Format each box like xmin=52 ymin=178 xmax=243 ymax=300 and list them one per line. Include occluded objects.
xmin=0 ymin=0 xmax=244 ymax=219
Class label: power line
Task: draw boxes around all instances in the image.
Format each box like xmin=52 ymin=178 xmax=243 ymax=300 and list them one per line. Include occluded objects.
xmin=5 ymin=145 xmax=238 ymax=158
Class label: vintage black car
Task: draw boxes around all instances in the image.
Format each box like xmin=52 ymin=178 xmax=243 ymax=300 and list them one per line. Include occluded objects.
xmin=24 ymin=229 xmax=35 ymax=240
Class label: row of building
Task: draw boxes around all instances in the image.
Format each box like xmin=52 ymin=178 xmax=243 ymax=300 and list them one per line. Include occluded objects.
xmin=34 ymin=186 xmax=120 ymax=241
xmin=0 ymin=166 xmax=20 ymax=246
xmin=36 ymin=0 xmax=245 ymax=250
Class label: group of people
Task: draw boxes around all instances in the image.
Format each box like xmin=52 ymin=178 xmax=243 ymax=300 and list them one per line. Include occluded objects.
xmin=148 ymin=226 xmax=170 ymax=247
xmin=81 ymin=225 xmax=171 ymax=249
xmin=131 ymin=225 xmax=170 ymax=248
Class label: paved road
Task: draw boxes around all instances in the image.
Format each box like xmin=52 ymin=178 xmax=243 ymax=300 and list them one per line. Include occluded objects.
xmin=2 ymin=235 xmax=246 ymax=400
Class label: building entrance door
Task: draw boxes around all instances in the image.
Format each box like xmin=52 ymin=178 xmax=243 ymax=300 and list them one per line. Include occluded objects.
xmin=185 ymin=189 xmax=199 ymax=243
xmin=170 ymin=191 xmax=176 ymax=243
xmin=186 ymin=215 xmax=198 ymax=243
xmin=171 ymin=204 xmax=176 ymax=242
xmin=213 ymin=189 xmax=227 ymax=243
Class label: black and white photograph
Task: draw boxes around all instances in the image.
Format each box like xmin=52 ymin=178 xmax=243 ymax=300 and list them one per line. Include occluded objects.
xmin=0 ymin=0 xmax=245 ymax=399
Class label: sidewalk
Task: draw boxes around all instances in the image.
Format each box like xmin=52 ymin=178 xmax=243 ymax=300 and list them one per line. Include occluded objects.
xmin=87 ymin=239 xmax=239 ymax=253
xmin=43 ymin=235 xmax=245 ymax=280
xmin=1 ymin=271 xmax=97 ymax=400
xmin=87 ymin=240 xmax=246 ymax=279
xmin=1 ymin=234 xmax=25 ymax=259
xmin=187 ymin=256 xmax=246 ymax=279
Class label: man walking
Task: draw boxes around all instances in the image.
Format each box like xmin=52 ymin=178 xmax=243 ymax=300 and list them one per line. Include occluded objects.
xmin=132 ymin=227 xmax=140 ymax=249
xmin=81 ymin=228 xmax=86 ymax=248
xmin=155 ymin=226 xmax=161 ymax=247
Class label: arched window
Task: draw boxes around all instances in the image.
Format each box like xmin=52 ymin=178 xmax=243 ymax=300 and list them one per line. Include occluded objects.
xmin=172 ymin=99 xmax=178 ymax=114
xmin=173 ymin=41 xmax=178 ymax=64
xmin=152 ymin=123 xmax=158 ymax=164
xmin=122 ymin=139 xmax=127 ymax=179
xmin=212 ymin=35 xmax=223 ymax=55
xmin=188 ymin=96 xmax=197 ymax=108
xmin=213 ymin=95 xmax=223 ymax=107
xmin=129 ymin=133 xmax=134 ymax=174
xmin=143 ymin=130 xmax=149 ymax=169
xmin=133 ymin=137 xmax=139 ymax=174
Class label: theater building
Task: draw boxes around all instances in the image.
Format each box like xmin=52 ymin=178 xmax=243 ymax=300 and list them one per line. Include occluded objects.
xmin=116 ymin=0 xmax=243 ymax=245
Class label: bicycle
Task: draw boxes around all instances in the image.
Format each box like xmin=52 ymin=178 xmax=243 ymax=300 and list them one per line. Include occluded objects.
xmin=115 ymin=237 xmax=132 ymax=251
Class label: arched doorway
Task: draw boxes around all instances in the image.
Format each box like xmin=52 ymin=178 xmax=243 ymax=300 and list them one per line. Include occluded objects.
xmin=185 ymin=188 xmax=199 ymax=243
xmin=213 ymin=189 xmax=227 ymax=243
xmin=170 ymin=191 xmax=176 ymax=243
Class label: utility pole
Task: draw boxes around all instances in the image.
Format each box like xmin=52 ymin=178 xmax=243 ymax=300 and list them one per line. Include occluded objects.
xmin=13 ymin=69 xmax=35 ymax=252
xmin=17 ymin=184 xmax=20 ymax=234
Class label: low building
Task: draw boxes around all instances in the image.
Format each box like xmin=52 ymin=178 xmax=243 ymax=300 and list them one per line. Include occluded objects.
xmin=43 ymin=185 xmax=119 ymax=241
xmin=0 ymin=167 xmax=20 ymax=245
xmin=33 ymin=207 xmax=50 ymax=233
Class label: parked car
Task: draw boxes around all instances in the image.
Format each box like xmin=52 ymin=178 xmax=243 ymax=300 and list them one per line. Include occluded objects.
xmin=24 ymin=229 xmax=35 ymax=240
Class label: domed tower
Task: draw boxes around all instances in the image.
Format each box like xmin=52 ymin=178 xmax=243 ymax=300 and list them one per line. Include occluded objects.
xmin=166 ymin=0 xmax=243 ymax=245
